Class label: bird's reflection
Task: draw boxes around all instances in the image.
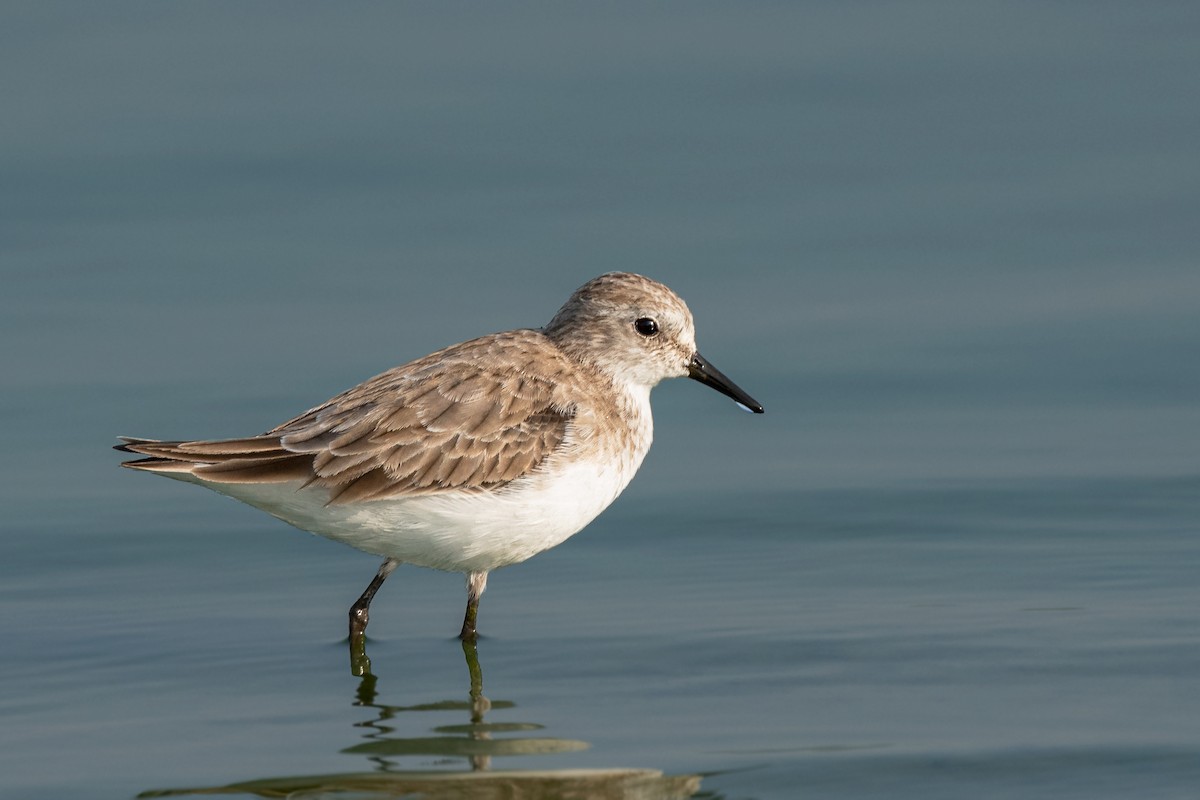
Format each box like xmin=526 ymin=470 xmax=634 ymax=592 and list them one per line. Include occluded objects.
xmin=139 ymin=637 xmax=702 ymax=799
xmin=345 ymin=638 xmax=589 ymax=773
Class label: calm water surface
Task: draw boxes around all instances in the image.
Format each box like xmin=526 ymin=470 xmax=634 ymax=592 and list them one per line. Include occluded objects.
xmin=2 ymin=2 xmax=1199 ymax=798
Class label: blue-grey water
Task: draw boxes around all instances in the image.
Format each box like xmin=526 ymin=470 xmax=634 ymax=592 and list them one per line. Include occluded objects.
xmin=3 ymin=2 xmax=1199 ymax=798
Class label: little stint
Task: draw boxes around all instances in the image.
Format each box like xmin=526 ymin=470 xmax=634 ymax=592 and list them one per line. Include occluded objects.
xmin=117 ymin=272 xmax=763 ymax=640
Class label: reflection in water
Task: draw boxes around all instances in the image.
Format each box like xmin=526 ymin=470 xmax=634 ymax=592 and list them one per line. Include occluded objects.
xmin=140 ymin=639 xmax=701 ymax=799
xmin=345 ymin=639 xmax=589 ymax=773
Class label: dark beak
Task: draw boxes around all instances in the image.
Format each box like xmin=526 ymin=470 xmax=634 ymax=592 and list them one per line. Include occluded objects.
xmin=688 ymin=353 xmax=764 ymax=414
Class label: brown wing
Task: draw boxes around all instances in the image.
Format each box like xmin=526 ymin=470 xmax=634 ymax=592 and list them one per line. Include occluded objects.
xmin=118 ymin=330 xmax=578 ymax=504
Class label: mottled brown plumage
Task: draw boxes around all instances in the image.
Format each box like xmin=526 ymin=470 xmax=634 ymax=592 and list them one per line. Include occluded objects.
xmin=119 ymin=330 xmax=604 ymax=503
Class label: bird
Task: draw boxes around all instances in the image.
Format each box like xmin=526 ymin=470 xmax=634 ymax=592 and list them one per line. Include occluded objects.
xmin=117 ymin=272 xmax=763 ymax=641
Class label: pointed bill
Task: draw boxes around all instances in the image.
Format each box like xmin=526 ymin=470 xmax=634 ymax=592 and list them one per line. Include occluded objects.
xmin=687 ymin=353 xmax=764 ymax=414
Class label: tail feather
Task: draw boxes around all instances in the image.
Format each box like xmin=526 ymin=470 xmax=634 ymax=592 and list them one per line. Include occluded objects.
xmin=194 ymin=454 xmax=313 ymax=483
xmin=114 ymin=436 xmax=159 ymax=453
xmin=116 ymin=435 xmax=313 ymax=484
xmin=120 ymin=456 xmax=199 ymax=474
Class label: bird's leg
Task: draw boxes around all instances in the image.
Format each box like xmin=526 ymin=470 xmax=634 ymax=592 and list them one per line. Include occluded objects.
xmin=459 ymin=570 xmax=488 ymax=641
xmin=349 ymin=558 xmax=400 ymax=640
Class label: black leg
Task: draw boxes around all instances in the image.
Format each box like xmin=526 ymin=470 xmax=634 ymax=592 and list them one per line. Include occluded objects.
xmin=349 ymin=558 xmax=400 ymax=640
xmin=458 ymin=571 xmax=488 ymax=641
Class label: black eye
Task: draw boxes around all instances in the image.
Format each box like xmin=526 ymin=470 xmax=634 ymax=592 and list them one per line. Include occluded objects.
xmin=634 ymin=317 xmax=659 ymax=337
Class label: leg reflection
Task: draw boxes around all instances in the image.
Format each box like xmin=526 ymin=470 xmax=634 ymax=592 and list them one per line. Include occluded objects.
xmin=140 ymin=640 xmax=700 ymax=797
xmin=462 ymin=638 xmax=491 ymax=771
xmin=343 ymin=638 xmax=585 ymax=773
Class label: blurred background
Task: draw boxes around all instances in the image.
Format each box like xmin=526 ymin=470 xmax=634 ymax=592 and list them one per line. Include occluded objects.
xmin=2 ymin=3 xmax=1198 ymax=799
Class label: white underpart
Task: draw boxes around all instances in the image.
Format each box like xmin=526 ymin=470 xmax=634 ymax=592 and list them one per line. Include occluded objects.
xmin=180 ymin=384 xmax=654 ymax=574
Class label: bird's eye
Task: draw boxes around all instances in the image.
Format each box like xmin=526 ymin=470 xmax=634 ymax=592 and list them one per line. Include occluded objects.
xmin=634 ymin=317 xmax=659 ymax=337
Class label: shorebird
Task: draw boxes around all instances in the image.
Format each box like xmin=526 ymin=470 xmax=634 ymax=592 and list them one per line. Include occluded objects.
xmin=117 ymin=272 xmax=763 ymax=641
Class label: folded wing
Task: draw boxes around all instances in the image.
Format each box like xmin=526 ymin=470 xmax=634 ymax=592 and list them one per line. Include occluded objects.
xmin=117 ymin=331 xmax=576 ymax=505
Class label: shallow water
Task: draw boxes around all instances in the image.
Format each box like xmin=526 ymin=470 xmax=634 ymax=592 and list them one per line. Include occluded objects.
xmin=3 ymin=2 xmax=1199 ymax=798
xmin=6 ymin=480 xmax=1200 ymax=798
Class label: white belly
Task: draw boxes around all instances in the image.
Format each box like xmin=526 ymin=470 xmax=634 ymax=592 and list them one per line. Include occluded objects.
xmin=193 ymin=448 xmax=646 ymax=573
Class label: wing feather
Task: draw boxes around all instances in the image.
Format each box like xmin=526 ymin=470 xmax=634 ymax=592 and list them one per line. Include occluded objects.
xmin=118 ymin=330 xmax=579 ymax=503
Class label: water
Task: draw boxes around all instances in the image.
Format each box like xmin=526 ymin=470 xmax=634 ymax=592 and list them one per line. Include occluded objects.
xmin=3 ymin=2 xmax=1199 ymax=798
